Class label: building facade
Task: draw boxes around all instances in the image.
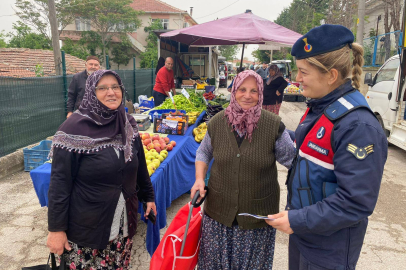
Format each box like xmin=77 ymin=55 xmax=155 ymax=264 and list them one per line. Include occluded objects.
xmin=60 ymin=0 xmax=197 ymax=69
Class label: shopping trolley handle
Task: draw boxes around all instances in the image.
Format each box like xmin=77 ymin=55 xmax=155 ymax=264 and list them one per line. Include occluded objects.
xmin=191 ymin=186 xmax=208 ymax=207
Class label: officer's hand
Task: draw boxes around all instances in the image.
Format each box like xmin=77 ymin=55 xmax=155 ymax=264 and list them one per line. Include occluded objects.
xmin=66 ymin=112 xmax=73 ymax=118
xmin=276 ymin=91 xmax=281 ymax=96
xmin=266 ymin=211 xmax=294 ymax=234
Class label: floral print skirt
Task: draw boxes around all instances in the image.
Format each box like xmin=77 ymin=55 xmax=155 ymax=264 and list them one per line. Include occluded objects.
xmin=61 ymin=214 xmax=133 ymax=270
xmin=263 ymin=103 xmax=282 ymax=115
xmin=197 ymin=214 xmax=276 ymax=270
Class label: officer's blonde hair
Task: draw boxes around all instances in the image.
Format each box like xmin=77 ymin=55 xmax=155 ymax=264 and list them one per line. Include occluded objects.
xmin=304 ymin=43 xmax=364 ymax=89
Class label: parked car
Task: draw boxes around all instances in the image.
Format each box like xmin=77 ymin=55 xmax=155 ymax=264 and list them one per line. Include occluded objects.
xmin=364 ymin=54 xmax=406 ymax=151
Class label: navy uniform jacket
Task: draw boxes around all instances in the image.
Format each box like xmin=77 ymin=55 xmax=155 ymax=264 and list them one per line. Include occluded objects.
xmin=287 ymin=80 xmax=388 ymax=269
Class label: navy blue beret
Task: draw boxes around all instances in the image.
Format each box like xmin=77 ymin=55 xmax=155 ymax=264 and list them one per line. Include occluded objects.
xmin=291 ymin=24 xmax=354 ymax=60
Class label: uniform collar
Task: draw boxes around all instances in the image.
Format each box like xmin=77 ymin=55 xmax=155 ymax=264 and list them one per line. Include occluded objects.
xmin=306 ymin=80 xmax=354 ymax=115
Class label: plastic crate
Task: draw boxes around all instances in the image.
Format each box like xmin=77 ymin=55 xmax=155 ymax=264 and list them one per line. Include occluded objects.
xmin=139 ymin=100 xmax=155 ymax=112
xmin=205 ymin=86 xmax=215 ymax=93
xmin=23 ymin=140 xmax=52 ymax=171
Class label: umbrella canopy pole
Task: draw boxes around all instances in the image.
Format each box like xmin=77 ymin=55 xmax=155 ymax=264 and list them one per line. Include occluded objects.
xmin=240 ymin=43 xmax=245 ymax=69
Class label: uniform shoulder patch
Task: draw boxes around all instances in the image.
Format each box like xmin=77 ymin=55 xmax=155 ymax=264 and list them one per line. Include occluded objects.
xmin=346 ymin=144 xmax=374 ymax=160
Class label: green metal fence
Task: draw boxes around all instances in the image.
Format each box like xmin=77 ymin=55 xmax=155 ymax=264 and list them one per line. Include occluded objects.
xmin=0 ymin=55 xmax=156 ymax=157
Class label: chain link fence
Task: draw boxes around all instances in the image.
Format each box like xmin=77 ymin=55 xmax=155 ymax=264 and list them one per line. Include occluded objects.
xmin=363 ymin=30 xmax=402 ymax=67
xmin=0 ymin=60 xmax=156 ymax=158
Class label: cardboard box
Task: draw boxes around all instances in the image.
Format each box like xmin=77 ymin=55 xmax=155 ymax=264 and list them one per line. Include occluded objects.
xmin=182 ymin=80 xmax=195 ymax=85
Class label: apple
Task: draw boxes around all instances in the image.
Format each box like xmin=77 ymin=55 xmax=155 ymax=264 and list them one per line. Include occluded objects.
xmin=160 ymin=143 xmax=167 ymax=149
xmin=153 ymin=140 xmax=160 ymax=145
xmin=142 ymin=133 xmax=150 ymax=140
xmin=143 ymin=139 xmax=151 ymax=146
xmin=147 ymin=143 xmax=154 ymax=150
xmin=157 ymin=155 xmax=164 ymax=162
xmin=153 ymin=159 xmax=161 ymax=166
xmin=163 ymin=137 xmax=170 ymax=143
xmin=150 ymin=149 xmax=157 ymax=153
xmin=159 ymin=139 xmax=166 ymax=144
xmin=154 ymin=145 xmax=161 ymax=153
xmin=152 ymin=134 xmax=160 ymax=141
xmin=166 ymin=144 xmax=173 ymax=151
xmin=170 ymin=141 xmax=176 ymax=147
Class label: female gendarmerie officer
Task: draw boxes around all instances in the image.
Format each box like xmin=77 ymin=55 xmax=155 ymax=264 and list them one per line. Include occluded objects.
xmin=266 ymin=25 xmax=388 ymax=270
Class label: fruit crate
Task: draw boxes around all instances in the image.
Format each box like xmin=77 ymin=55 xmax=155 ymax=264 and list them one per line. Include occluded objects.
xmin=23 ymin=140 xmax=52 ymax=171
xmin=153 ymin=118 xmax=187 ymax=135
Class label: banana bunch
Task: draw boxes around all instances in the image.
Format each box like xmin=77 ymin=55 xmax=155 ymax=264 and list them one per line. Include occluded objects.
xmin=193 ymin=122 xmax=207 ymax=143
xmin=187 ymin=111 xmax=200 ymax=125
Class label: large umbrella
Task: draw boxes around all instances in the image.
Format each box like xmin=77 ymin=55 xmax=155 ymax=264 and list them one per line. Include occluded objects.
xmin=160 ymin=10 xmax=302 ymax=69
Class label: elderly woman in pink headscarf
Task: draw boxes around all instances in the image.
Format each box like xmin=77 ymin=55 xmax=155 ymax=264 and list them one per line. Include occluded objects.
xmin=190 ymin=70 xmax=295 ymax=269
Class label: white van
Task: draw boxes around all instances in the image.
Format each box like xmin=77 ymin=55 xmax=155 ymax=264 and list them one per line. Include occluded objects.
xmin=364 ymin=54 xmax=406 ymax=150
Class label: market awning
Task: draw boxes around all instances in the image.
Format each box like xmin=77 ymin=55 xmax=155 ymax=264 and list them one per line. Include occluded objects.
xmin=160 ymin=10 xmax=302 ymax=47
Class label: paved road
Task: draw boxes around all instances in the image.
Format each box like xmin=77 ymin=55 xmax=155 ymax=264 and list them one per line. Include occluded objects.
xmin=0 ymin=99 xmax=405 ymax=269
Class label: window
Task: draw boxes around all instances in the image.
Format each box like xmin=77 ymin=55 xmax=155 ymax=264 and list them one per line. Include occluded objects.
xmin=190 ymin=56 xmax=205 ymax=66
xmin=152 ymin=19 xmax=169 ymax=30
xmin=183 ymin=22 xmax=189 ymax=28
xmin=75 ymin=18 xmax=91 ymax=31
xmin=375 ymin=59 xmax=400 ymax=84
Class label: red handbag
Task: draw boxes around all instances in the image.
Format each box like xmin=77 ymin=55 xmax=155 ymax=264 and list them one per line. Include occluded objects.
xmin=150 ymin=189 xmax=207 ymax=270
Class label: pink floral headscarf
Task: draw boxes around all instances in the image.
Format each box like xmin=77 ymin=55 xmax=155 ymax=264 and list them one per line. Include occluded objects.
xmin=224 ymin=70 xmax=263 ymax=142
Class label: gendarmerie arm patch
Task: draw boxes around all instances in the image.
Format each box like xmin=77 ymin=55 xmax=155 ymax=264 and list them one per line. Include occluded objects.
xmin=347 ymin=144 xmax=374 ymax=160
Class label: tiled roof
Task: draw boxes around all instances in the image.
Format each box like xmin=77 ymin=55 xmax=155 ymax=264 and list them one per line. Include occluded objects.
xmin=130 ymin=0 xmax=186 ymax=13
xmin=0 ymin=48 xmax=86 ymax=77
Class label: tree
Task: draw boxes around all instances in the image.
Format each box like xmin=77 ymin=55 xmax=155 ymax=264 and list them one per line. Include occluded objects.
xmin=382 ymin=0 xmax=402 ymax=61
xmin=14 ymin=0 xmax=75 ymax=44
xmin=0 ymin=31 xmax=7 ymax=48
xmin=251 ymin=49 xmax=270 ymax=63
xmin=79 ymin=31 xmax=105 ymax=62
xmin=140 ymin=20 xmax=163 ymax=68
xmin=61 ymin=38 xmax=88 ymax=60
xmin=71 ymin=0 xmax=142 ymax=62
xmin=275 ymin=0 xmax=330 ymax=34
xmin=325 ymin=0 xmax=358 ymax=31
xmin=218 ymin=45 xmax=238 ymax=61
xmin=111 ymin=35 xmax=134 ymax=69
xmin=7 ymin=22 xmax=51 ymax=49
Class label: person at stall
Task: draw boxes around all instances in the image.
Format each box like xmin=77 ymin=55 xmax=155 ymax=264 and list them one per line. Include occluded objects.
xmin=263 ymin=64 xmax=288 ymax=115
xmin=265 ymin=24 xmax=388 ymax=270
xmin=47 ymin=70 xmax=156 ymax=270
xmin=256 ymin=61 xmax=269 ymax=81
xmin=153 ymin=57 xmax=175 ymax=106
xmin=227 ymin=67 xmax=244 ymax=92
xmin=191 ymin=70 xmax=296 ymax=269
xmin=66 ymin=55 xmax=101 ymax=118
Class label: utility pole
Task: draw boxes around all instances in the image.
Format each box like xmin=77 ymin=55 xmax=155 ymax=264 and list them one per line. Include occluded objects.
xmin=48 ymin=0 xmax=62 ymax=75
xmin=356 ymin=0 xmax=366 ymax=45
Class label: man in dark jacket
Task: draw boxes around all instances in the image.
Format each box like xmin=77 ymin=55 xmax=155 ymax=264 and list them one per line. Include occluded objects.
xmin=66 ymin=56 xmax=100 ymax=118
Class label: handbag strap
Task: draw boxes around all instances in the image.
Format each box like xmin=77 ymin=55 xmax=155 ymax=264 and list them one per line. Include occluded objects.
xmin=49 ymin=253 xmax=67 ymax=270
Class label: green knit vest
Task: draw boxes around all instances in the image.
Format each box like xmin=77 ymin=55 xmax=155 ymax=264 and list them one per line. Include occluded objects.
xmin=206 ymin=110 xmax=281 ymax=229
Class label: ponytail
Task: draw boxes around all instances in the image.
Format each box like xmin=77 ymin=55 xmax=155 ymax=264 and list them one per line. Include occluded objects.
xmin=351 ymin=43 xmax=364 ymax=90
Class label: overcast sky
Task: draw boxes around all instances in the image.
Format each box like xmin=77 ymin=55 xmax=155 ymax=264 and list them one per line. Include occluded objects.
xmin=0 ymin=0 xmax=294 ymax=60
